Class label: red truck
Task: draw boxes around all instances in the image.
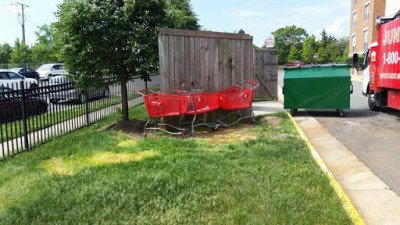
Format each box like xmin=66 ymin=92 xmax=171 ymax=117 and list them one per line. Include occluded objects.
xmin=354 ymin=12 xmax=400 ymax=111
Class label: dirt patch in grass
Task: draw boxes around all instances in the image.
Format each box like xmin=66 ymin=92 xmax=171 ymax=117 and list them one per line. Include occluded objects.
xmin=106 ymin=119 xmax=151 ymax=134
xmin=261 ymin=116 xmax=282 ymax=128
xmin=193 ymin=124 xmax=257 ymax=145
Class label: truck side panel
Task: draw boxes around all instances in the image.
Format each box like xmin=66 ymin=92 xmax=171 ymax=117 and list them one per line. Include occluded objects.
xmin=377 ymin=18 xmax=400 ymax=90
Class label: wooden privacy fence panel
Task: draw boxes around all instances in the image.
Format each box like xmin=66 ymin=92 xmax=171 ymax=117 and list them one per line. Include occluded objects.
xmin=158 ymin=28 xmax=254 ymax=93
xmin=254 ymin=49 xmax=278 ymax=100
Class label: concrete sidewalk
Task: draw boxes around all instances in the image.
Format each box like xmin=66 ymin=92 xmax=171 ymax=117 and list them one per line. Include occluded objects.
xmin=253 ymin=101 xmax=400 ymax=225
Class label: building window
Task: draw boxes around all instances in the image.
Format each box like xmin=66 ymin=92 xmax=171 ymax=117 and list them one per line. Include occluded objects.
xmin=353 ymin=12 xmax=357 ymax=28
xmin=363 ymin=29 xmax=369 ymax=50
xmin=352 ymin=35 xmax=356 ymax=53
xmin=364 ymin=4 xmax=370 ymax=21
xmin=354 ymin=0 xmax=357 ymax=5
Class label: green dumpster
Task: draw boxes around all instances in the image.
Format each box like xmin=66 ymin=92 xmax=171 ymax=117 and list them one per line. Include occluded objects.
xmin=283 ymin=65 xmax=352 ymax=116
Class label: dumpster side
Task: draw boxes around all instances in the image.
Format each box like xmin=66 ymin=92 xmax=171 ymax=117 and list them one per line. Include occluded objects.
xmin=284 ymin=65 xmax=351 ymax=112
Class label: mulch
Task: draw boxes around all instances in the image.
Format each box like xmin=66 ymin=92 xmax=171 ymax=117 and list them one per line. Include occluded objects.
xmin=107 ymin=119 xmax=152 ymax=134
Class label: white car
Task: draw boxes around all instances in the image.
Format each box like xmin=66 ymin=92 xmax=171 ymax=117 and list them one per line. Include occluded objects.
xmin=37 ymin=63 xmax=66 ymax=81
xmin=0 ymin=70 xmax=38 ymax=90
xmin=49 ymin=76 xmax=110 ymax=104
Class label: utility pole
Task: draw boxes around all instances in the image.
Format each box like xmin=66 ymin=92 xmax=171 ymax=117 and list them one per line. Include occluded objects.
xmin=13 ymin=2 xmax=29 ymax=43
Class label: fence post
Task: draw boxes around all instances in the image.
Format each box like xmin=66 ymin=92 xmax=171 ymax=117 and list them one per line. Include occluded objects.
xmin=85 ymin=91 xmax=90 ymax=125
xmin=20 ymin=81 xmax=29 ymax=150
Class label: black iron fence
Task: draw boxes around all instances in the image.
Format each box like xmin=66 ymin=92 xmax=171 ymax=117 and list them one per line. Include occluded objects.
xmin=0 ymin=74 xmax=160 ymax=160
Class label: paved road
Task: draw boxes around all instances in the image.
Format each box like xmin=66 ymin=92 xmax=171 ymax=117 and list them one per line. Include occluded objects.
xmin=278 ymin=70 xmax=400 ymax=195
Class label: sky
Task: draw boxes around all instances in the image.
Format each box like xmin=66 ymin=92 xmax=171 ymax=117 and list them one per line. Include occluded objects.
xmin=0 ymin=0 xmax=350 ymax=47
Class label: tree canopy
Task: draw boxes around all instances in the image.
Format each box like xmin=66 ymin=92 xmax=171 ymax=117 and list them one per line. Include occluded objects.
xmin=10 ymin=39 xmax=31 ymax=64
xmin=0 ymin=43 xmax=12 ymax=63
xmin=271 ymin=26 xmax=349 ymax=65
xmin=272 ymin=25 xmax=308 ymax=64
xmin=301 ymin=35 xmax=317 ymax=64
xmin=55 ymin=0 xmax=199 ymax=120
xmin=31 ymin=24 xmax=60 ymax=63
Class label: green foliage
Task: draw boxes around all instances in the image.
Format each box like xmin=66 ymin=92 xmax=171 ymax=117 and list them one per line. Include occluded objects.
xmin=287 ymin=46 xmax=301 ymax=62
xmin=316 ymin=47 xmax=329 ymax=64
xmin=335 ymin=37 xmax=350 ymax=63
xmin=272 ymin=25 xmax=308 ymax=65
xmin=271 ymin=26 xmax=350 ymax=65
xmin=55 ymin=0 xmax=199 ymax=120
xmin=0 ymin=43 xmax=12 ymax=63
xmin=166 ymin=0 xmax=200 ymax=30
xmin=319 ymin=29 xmax=337 ymax=49
xmin=327 ymin=43 xmax=340 ymax=62
xmin=31 ymin=24 xmax=60 ymax=63
xmin=301 ymin=35 xmax=317 ymax=64
xmin=9 ymin=39 xmax=31 ymax=64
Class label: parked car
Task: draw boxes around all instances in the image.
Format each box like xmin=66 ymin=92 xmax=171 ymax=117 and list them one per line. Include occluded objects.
xmin=286 ymin=61 xmax=306 ymax=67
xmin=49 ymin=76 xmax=110 ymax=104
xmin=0 ymin=86 xmax=48 ymax=122
xmin=0 ymin=70 xmax=39 ymax=90
xmin=37 ymin=63 xmax=66 ymax=81
xmin=10 ymin=67 xmax=40 ymax=80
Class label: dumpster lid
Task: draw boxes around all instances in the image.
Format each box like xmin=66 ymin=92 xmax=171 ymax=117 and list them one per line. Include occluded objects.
xmin=284 ymin=64 xmax=351 ymax=79
xmin=284 ymin=64 xmax=350 ymax=70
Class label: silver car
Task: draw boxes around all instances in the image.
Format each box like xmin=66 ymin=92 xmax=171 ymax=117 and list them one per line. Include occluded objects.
xmin=49 ymin=76 xmax=110 ymax=104
xmin=37 ymin=63 xmax=67 ymax=81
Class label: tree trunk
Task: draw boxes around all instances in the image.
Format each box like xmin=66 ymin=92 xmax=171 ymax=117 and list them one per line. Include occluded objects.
xmin=120 ymin=70 xmax=129 ymax=121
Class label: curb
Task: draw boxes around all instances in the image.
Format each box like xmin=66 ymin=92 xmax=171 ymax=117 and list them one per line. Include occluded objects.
xmin=287 ymin=113 xmax=366 ymax=225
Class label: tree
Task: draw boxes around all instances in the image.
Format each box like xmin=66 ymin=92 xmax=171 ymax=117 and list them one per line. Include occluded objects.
xmin=319 ymin=29 xmax=337 ymax=49
xmin=56 ymin=0 xmax=199 ymax=121
xmin=272 ymin=25 xmax=308 ymax=64
xmin=31 ymin=24 xmax=60 ymax=63
xmin=0 ymin=43 xmax=12 ymax=63
xmin=287 ymin=46 xmax=301 ymax=62
xmin=301 ymin=35 xmax=317 ymax=64
xmin=316 ymin=47 xmax=329 ymax=64
xmin=10 ymin=39 xmax=31 ymax=64
xmin=166 ymin=0 xmax=200 ymax=30
xmin=326 ymin=42 xmax=340 ymax=63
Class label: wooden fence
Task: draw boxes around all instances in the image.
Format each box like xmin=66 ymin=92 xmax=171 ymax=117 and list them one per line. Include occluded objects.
xmin=254 ymin=49 xmax=278 ymax=100
xmin=158 ymin=28 xmax=254 ymax=92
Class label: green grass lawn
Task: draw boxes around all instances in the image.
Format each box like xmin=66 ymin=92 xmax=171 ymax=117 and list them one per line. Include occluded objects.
xmin=0 ymin=105 xmax=352 ymax=224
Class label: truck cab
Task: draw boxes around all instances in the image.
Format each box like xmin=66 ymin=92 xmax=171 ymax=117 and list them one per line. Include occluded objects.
xmin=354 ymin=13 xmax=400 ymax=111
xmin=359 ymin=43 xmax=378 ymax=97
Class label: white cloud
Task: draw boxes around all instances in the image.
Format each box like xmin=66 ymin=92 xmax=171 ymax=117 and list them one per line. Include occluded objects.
xmin=325 ymin=16 xmax=349 ymax=38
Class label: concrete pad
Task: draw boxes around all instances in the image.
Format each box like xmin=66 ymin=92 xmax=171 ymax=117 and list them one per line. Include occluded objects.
xmin=252 ymin=101 xmax=285 ymax=116
xmin=294 ymin=115 xmax=400 ymax=225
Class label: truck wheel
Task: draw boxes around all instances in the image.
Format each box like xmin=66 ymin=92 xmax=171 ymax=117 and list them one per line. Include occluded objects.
xmin=368 ymin=94 xmax=380 ymax=111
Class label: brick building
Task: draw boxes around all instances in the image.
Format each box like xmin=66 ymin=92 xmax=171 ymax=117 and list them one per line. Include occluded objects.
xmin=349 ymin=0 xmax=386 ymax=56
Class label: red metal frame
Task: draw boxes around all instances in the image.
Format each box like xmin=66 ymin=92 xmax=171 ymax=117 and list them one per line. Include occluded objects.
xmin=138 ymin=80 xmax=259 ymax=136
xmin=143 ymin=92 xmax=189 ymax=117
xmin=185 ymin=92 xmax=220 ymax=115
xmin=217 ymin=80 xmax=259 ymax=110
